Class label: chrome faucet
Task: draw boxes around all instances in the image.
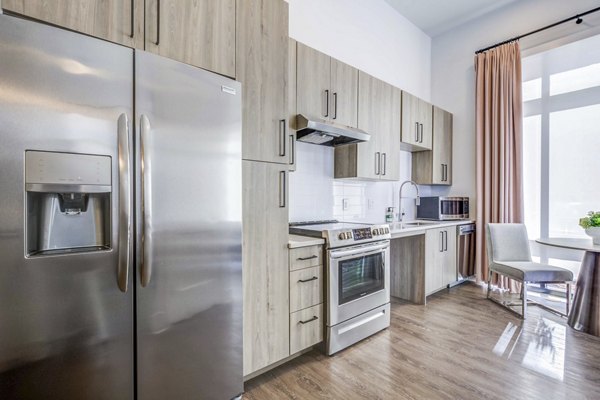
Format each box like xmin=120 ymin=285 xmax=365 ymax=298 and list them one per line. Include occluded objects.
xmin=398 ymin=180 xmax=420 ymax=222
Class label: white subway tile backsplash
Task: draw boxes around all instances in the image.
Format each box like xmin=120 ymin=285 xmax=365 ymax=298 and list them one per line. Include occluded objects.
xmin=290 ymin=142 xmax=426 ymax=224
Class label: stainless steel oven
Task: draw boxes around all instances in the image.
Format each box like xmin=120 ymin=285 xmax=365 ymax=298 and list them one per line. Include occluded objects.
xmin=289 ymin=221 xmax=392 ymax=355
xmin=328 ymin=241 xmax=390 ymax=326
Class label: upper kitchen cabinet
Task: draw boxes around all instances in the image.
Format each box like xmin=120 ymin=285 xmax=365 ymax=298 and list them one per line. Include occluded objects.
xmin=412 ymin=106 xmax=453 ymax=185
xmin=145 ymin=0 xmax=235 ymax=78
xmin=335 ymin=72 xmax=400 ymax=181
xmin=401 ymin=91 xmax=433 ymax=151
xmin=2 ymin=0 xmax=144 ymax=48
xmin=237 ymin=0 xmax=290 ymax=164
xmin=296 ymin=43 xmax=358 ymax=129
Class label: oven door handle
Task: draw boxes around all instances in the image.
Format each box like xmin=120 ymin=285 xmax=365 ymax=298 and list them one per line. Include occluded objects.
xmin=330 ymin=243 xmax=389 ymax=259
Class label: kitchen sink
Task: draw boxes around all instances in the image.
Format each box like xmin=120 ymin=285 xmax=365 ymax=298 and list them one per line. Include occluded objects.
xmin=389 ymin=221 xmax=439 ymax=230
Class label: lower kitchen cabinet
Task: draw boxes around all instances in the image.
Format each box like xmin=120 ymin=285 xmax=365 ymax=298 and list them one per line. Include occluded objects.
xmin=243 ymin=160 xmax=290 ymax=376
xmin=290 ymin=304 xmax=323 ymax=355
xmin=289 ymin=245 xmax=324 ymax=355
xmin=425 ymin=227 xmax=456 ymax=295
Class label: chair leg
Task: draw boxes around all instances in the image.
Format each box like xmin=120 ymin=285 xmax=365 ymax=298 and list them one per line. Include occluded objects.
xmin=522 ymin=282 xmax=527 ymax=319
xmin=487 ymin=270 xmax=492 ymax=299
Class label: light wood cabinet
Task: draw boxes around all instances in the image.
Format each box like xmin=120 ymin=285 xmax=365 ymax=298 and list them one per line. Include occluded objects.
xmin=296 ymin=43 xmax=358 ymax=128
xmin=335 ymin=72 xmax=400 ymax=181
xmin=290 ymin=304 xmax=323 ymax=355
xmin=289 ymin=266 xmax=323 ymax=313
xmin=243 ymin=160 xmax=290 ymax=376
xmin=288 ymin=38 xmax=298 ymax=171
xmin=145 ymin=0 xmax=235 ymax=77
xmin=330 ymin=58 xmax=359 ymax=128
xmin=2 ymin=0 xmax=144 ymax=48
xmin=413 ymin=106 xmax=453 ymax=185
xmin=425 ymin=227 xmax=456 ymax=295
xmin=237 ymin=0 xmax=289 ymax=164
xmin=289 ymin=245 xmax=323 ymax=271
xmin=288 ymin=243 xmax=324 ymax=355
xmin=401 ymin=91 xmax=433 ymax=151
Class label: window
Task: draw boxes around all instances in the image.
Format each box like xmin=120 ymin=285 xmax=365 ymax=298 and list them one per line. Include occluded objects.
xmin=522 ymin=33 xmax=600 ymax=275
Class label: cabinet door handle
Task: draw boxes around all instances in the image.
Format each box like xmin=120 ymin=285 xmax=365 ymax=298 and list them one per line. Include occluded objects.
xmin=289 ymin=134 xmax=295 ymax=166
xmin=298 ymin=276 xmax=318 ymax=283
xmin=445 ymin=164 xmax=449 ymax=182
xmin=420 ymin=123 xmax=424 ymax=143
xmin=375 ymin=152 xmax=381 ymax=175
xmin=323 ymin=89 xmax=329 ymax=118
xmin=297 ymin=255 xmax=318 ymax=261
xmin=153 ymin=0 xmax=160 ymax=45
xmin=279 ymin=171 xmax=286 ymax=208
xmin=129 ymin=0 xmax=135 ymax=38
xmin=298 ymin=316 xmax=319 ymax=324
xmin=332 ymin=92 xmax=338 ymax=120
xmin=415 ymin=122 xmax=419 ymax=142
xmin=444 ymin=230 xmax=448 ymax=251
xmin=441 ymin=164 xmax=445 ymax=182
xmin=439 ymin=231 xmax=443 ymax=252
xmin=279 ymin=119 xmax=286 ymax=157
xmin=381 ymin=153 xmax=386 ymax=176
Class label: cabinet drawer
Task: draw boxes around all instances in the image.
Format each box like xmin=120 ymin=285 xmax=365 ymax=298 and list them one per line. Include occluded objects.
xmin=290 ymin=304 xmax=323 ymax=355
xmin=290 ymin=266 xmax=323 ymax=312
xmin=289 ymin=245 xmax=323 ymax=271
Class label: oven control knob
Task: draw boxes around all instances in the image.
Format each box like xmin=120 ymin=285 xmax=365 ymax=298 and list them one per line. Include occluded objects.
xmin=385 ymin=227 xmax=389 ymax=234
xmin=338 ymin=233 xmax=346 ymax=240
xmin=346 ymin=232 xmax=352 ymax=239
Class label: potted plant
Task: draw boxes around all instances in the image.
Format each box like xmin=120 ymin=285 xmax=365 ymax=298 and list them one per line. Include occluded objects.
xmin=579 ymin=211 xmax=600 ymax=245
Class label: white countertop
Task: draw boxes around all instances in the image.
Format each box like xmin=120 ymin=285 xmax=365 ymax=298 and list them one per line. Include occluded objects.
xmin=388 ymin=220 xmax=475 ymax=239
xmin=288 ymin=234 xmax=325 ymax=249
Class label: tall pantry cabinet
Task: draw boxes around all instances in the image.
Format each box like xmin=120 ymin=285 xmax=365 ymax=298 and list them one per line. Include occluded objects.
xmin=236 ymin=0 xmax=291 ymax=377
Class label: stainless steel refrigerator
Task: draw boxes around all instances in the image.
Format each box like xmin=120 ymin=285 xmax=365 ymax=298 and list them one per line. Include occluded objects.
xmin=0 ymin=14 xmax=242 ymax=400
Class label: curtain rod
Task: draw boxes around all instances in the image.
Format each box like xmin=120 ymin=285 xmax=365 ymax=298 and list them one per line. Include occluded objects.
xmin=475 ymin=6 xmax=600 ymax=54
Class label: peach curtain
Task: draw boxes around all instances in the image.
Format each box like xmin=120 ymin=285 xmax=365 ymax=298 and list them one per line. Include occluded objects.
xmin=474 ymin=41 xmax=524 ymax=291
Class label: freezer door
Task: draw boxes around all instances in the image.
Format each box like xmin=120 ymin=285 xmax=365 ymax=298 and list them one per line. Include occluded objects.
xmin=0 ymin=15 xmax=134 ymax=400
xmin=135 ymin=51 xmax=242 ymax=400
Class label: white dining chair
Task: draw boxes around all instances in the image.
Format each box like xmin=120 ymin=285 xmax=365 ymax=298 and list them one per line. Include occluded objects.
xmin=485 ymin=223 xmax=574 ymax=319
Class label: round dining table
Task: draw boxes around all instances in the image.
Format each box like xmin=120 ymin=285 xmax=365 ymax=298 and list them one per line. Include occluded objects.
xmin=536 ymin=237 xmax=600 ymax=336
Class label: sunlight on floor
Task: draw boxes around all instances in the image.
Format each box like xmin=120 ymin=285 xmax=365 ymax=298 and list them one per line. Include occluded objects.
xmin=493 ymin=317 xmax=566 ymax=381
xmin=521 ymin=318 xmax=566 ymax=381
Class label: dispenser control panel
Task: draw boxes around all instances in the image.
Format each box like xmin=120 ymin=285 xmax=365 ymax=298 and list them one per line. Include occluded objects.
xmin=25 ymin=151 xmax=111 ymax=186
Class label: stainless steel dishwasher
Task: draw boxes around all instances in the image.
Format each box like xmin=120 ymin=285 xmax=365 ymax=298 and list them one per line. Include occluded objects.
xmin=449 ymin=223 xmax=476 ymax=287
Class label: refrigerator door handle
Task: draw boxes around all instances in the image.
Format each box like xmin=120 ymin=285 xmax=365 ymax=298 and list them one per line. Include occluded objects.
xmin=140 ymin=115 xmax=153 ymax=287
xmin=117 ymin=113 xmax=132 ymax=293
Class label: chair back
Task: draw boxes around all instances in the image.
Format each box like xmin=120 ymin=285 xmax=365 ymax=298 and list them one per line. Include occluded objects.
xmin=486 ymin=223 xmax=532 ymax=263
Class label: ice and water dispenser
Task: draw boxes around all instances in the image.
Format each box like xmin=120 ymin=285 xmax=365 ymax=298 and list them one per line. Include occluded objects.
xmin=25 ymin=151 xmax=112 ymax=256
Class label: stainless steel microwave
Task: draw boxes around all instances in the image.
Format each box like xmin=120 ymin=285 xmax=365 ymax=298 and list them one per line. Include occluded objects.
xmin=417 ymin=197 xmax=469 ymax=220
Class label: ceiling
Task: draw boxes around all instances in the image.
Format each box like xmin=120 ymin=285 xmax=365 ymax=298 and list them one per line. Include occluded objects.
xmin=385 ymin=0 xmax=521 ymax=37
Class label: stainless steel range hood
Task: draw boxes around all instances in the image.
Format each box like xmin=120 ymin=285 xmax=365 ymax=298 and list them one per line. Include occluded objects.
xmin=295 ymin=114 xmax=370 ymax=146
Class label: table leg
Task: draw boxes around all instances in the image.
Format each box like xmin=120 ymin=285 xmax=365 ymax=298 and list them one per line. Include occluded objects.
xmin=568 ymin=251 xmax=600 ymax=336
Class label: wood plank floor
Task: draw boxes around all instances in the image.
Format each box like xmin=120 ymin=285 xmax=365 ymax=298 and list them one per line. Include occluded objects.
xmin=244 ymin=283 xmax=600 ymax=400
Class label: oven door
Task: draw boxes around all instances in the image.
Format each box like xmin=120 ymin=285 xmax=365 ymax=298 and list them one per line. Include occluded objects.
xmin=328 ymin=241 xmax=390 ymax=326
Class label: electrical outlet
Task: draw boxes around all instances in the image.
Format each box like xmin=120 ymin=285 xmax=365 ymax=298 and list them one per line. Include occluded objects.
xmin=342 ymin=198 xmax=349 ymax=210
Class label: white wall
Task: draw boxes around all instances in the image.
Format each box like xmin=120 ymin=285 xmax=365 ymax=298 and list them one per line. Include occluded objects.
xmin=288 ymin=0 xmax=432 ymax=223
xmin=289 ymin=0 xmax=431 ymax=99
xmin=430 ymin=0 xmax=600 ymax=212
